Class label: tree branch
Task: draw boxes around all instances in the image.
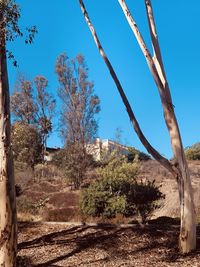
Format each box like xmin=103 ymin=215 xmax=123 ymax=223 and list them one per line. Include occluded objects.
xmin=79 ymin=0 xmax=176 ymax=176
xmin=144 ymin=0 xmax=172 ymax=102
xmin=118 ymin=0 xmax=171 ymax=106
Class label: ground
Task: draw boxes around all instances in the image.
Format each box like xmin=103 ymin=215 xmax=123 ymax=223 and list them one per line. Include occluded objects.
xmin=17 ymin=222 xmax=200 ymax=267
xmin=16 ymin=160 xmax=200 ymax=266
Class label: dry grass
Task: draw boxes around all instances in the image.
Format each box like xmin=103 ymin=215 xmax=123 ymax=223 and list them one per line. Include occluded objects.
xmin=138 ymin=160 xmax=200 ymax=219
xmin=48 ymin=192 xmax=79 ymax=207
xmin=15 ymin=160 xmax=200 ymax=223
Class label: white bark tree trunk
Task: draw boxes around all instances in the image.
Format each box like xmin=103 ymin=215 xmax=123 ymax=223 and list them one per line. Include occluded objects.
xmin=118 ymin=0 xmax=196 ymax=253
xmin=79 ymin=0 xmax=196 ymax=253
xmin=0 ymin=11 xmax=17 ymax=266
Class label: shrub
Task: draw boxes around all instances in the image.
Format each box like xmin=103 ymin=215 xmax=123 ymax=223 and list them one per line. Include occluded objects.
xmin=11 ymin=121 xmax=42 ymax=168
xmin=185 ymin=143 xmax=200 ymax=160
xmin=80 ymin=178 xmax=164 ymax=223
xmin=128 ymin=147 xmax=151 ymax=161
xmin=126 ymin=180 xmax=165 ymax=223
xmin=80 ymin=153 xmax=164 ymax=223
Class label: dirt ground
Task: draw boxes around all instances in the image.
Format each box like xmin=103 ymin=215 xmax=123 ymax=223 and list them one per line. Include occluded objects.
xmin=17 ymin=222 xmax=200 ymax=267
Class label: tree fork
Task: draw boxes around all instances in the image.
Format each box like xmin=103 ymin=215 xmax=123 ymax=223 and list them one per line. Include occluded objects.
xmin=118 ymin=0 xmax=196 ymax=253
xmin=79 ymin=0 xmax=176 ymax=175
xmin=79 ymin=0 xmax=196 ymax=253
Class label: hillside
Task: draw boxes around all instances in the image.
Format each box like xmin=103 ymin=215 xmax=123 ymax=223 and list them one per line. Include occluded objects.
xmin=16 ymin=159 xmax=200 ymax=222
xmin=138 ymin=160 xmax=200 ymax=219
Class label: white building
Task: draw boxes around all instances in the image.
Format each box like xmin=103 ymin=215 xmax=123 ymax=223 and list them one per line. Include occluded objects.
xmin=87 ymin=138 xmax=130 ymax=161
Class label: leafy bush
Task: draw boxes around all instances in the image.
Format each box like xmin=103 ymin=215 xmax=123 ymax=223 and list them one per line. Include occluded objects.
xmin=125 ymin=180 xmax=165 ymax=223
xmin=11 ymin=121 xmax=42 ymax=168
xmin=80 ymin=153 xmax=164 ymax=223
xmin=185 ymin=143 xmax=200 ymax=160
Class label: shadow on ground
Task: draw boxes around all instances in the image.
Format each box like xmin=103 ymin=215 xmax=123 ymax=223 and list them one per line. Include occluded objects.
xmin=17 ymin=223 xmax=200 ymax=267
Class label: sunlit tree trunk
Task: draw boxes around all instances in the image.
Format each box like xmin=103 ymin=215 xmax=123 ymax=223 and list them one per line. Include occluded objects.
xmin=79 ymin=0 xmax=196 ymax=253
xmin=0 ymin=8 xmax=17 ymax=266
xmin=118 ymin=0 xmax=196 ymax=253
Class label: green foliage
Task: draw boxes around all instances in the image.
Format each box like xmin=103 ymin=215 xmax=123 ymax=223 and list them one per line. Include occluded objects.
xmin=98 ymin=151 xmax=138 ymax=181
xmin=11 ymin=75 xmax=56 ymax=160
xmin=185 ymin=143 xmax=200 ymax=160
xmin=11 ymin=121 xmax=42 ymax=168
xmin=128 ymin=147 xmax=151 ymax=161
xmin=80 ymin=153 xmax=164 ymax=223
xmin=125 ymin=180 xmax=164 ymax=223
xmin=0 ymin=0 xmax=37 ymax=66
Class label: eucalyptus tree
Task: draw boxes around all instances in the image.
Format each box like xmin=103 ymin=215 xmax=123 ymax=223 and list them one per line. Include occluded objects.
xmin=79 ymin=0 xmax=196 ymax=253
xmin=0 ymin=0 xmax=36 ymax=265
xmin=55 ymin=53 xmax=100 ymax=188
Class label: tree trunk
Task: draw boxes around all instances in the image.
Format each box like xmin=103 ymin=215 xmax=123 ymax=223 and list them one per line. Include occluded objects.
xmin=79 ymin=0 xmax=176 ymax=176
xmin=118 ymin=0 xmax=196 ymax=253
xmin=79 ymin=0 xmax=196 ymax=253
xmin=0 ymin=36 xmax=17 ymax=267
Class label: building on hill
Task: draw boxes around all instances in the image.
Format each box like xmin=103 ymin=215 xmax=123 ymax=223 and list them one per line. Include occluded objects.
xmin=86 ymin=138 xmax=130 ymax=161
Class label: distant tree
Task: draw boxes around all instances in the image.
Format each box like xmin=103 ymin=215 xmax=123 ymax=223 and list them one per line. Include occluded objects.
xmin=34 ymin=75 xmax=56 ymax=161
xmin=55 ymin=53 xmax=100 ymax=189
xmin=11 ymin=75 xmax=37 ymax=124
xmin=11 ymin=121 xmax=42 ymax=168
xmin=79 ymin=0 xmax=196 ymax=253
xmin=0 ymin=0 xmax=37 ymax=265
xmin=11 ymin=75 xmax=56 ymax=161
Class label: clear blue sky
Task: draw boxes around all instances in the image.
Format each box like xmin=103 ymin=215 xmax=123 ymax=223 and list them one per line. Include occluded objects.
xmin=7 ymin=0 xmax=200 ymax=159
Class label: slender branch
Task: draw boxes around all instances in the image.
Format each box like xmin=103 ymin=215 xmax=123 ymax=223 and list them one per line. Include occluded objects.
xmin=144 ymin=0 xmax=171 ymax=100
xmin=79 ymin=0 xmax=176 ymax=176
xmin=118 ymin=0 xmax=186 ymax=154
xmin=118 ymin=0 xmax=171 ymax=106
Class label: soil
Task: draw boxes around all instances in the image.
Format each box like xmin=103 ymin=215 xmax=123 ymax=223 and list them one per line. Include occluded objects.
xmin=17 ymin=222 xmax=200 ymax=267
